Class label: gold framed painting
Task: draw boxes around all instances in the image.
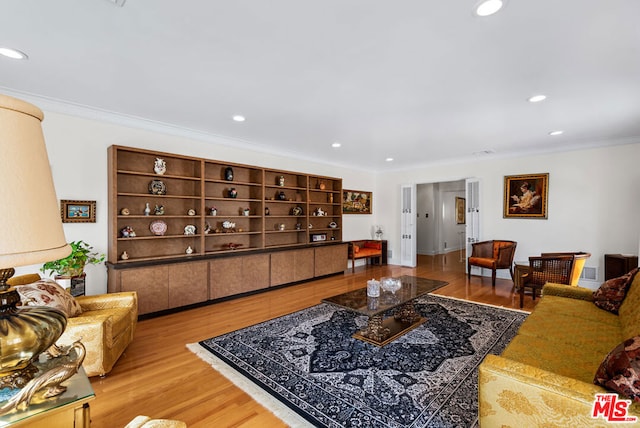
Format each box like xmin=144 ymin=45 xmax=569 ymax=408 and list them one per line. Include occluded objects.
xmin=342 ymin=189 xmax=372 ymax=214
xmin=61 ymin=200 xmax=96 ymax=223
xmin=503 ymin=173 xmax=549 ymax=219
xmin=455 ymin=197 xmax=466 ymax=224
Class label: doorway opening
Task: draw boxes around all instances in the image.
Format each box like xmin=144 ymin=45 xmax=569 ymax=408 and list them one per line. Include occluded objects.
xmin=416 ymin=180 xmax=466 ymax=264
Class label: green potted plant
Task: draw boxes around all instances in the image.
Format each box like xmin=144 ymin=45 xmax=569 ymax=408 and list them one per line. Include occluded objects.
xmin=41 ymin=240 xmax=105 ymax=296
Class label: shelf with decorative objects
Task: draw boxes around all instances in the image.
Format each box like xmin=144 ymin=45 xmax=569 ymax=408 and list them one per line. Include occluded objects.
xmin=108 ymin=146 xmax=343 ymax=263
xmin=108 ymin=146 xmax=347 ymax=316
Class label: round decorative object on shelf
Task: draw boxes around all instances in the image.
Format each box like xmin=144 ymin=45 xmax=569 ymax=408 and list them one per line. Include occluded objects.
xmin=184 ymin=224 xmax=196 ymax=235
xmin=187 ymin=209 xmax=196 ymax=216
xmin=224 ymin=166 xmax=234 ymax=181
xmin=149 ymin=220 xmax=167 ymax=236
xmin=120 ymin=207 xmax=130 ymax=216
xmin=291 ymin=206 xmax=303 ymax=216
xmin=120 ymin=251 xmax=130 ymax=260
xmin=185 ymin=246 xmax=194 ymax=254
xmin=278 ymin=191 xmax=286 ymax=200
xmin=149 ymin=180 xmax=166 ymax=195
xmin=329 ymin=221 xmax=338 ymax=228
xmin=154 ymin=157 xmax=166 ymax=175
xmin=228 ymin=188 xmax=238 ymax=198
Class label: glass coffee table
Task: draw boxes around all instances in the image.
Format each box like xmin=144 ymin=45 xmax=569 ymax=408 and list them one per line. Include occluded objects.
xmin=322 ymin=275 xmax=448 ymax=346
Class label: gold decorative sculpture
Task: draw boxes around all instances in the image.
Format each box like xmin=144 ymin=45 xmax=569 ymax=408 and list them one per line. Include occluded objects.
xmin=0 ymin=341 xmax=86 ymax=415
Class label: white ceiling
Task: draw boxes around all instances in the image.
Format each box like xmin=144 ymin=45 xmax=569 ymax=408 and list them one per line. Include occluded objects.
xmin=2 ymin=0 xmax=640 ymax=170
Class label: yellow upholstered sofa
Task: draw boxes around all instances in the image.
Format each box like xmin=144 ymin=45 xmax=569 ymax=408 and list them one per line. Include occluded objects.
xmin=479 ymin=273 xmax=640 ymax=426
xmin=7 ymin=273 xmax=138 ymax=377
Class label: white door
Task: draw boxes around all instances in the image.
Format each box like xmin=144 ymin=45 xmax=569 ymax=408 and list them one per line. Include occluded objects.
xmin=400 ymin=184 xmax=417 ymax=267
xmin=465 ymin=178 xmax=481 ymax=273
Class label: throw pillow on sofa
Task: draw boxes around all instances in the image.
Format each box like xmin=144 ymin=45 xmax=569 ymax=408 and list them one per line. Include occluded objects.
xmin=594 ymin=335 xmax=640 ymax=403
xmin=593 ymin=268 xmax=639 ymax=314
xmin=15 ymin=279 xmax=83 ymax=317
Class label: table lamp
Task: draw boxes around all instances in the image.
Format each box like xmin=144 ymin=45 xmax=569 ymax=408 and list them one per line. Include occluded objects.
xmin=0 ymin=93 xmax=72 ymax=390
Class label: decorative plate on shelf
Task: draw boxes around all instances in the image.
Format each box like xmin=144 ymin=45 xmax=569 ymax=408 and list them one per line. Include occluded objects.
xmin=149 ymin=220 xmax=167 ymax=236
xmin=148 ymin=179 xmax=167 ymax=195
xmin=184 ymin=224 xmax=197 ymax=235
xmin=291 ymin=206 xmax=304 ymax=216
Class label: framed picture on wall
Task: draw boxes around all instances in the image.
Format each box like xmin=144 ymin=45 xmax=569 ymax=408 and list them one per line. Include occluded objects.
xmin=60 ymin=200 xmax=96 ymax=223
xmin=455 ymin=197 xmax=466 ymax=224
xmin=503 ymin=173 xmax=549 ymax=219
xmin=342 ymin=189 xmax=372 ymax=214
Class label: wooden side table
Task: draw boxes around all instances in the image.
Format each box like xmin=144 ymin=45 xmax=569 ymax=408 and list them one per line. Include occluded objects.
xmin=604 ymin=254 xmax=638 ymax=280
xmin=0 ymin=368 xmax=94 ymax=427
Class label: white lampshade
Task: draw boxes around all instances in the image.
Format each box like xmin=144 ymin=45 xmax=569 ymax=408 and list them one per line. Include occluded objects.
xmin=0 ymin=94 xmax=70 ymax=268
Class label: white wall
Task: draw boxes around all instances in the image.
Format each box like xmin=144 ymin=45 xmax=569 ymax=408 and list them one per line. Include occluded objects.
xmin=16 ymin=106 xmax=640 ymax=292
xmin=379 ymin=143 xmax=640 ymax=285
xmin=16 ymin=111 xmax=378 ymax=294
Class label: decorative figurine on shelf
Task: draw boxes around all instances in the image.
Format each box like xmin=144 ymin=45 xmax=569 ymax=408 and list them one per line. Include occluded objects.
xmin=328 ymin=193 xmax=334 ymax=203
xmin=329 ymin=221 xmax=338 ymax=228
xmin=120 ymin=207 xmax=130 ymax=216
xmin=296 ymin=223 xmax=302 ymax=230
xmin=243 ymin=208 xmax=250 ymax=216
xmin=265 ymin=207 xmax=270 ymax=216
xmin=154 ymin=205 xmax=165 ymax=215
xmin=277 ymin=191 xmax=286 ymax=200
xmin=120 ymin=226 xmax=136 ymax=238
xmin=120 ymin=251 xmax=130 ymax=260
xmin=222 ymin=221 xmax=236 ymax=232
xmin=148 ymin=179 xmax=166 ymax=195
xmin=185 ymin=246 xmax=194 ymax=255
xmin=204 ymin=222 xmax=212 ymax=234
xmin=228 ymin=188 xmax=238 ymax=198
xmin=278 ymin=223 xmax=286 ymax=231
xmin=224 ymin=166 xmax=234 ymax=181
xmin=210 ymin=207 xmax=217 ymax=216
xmin=277 ymin=175 xmax=285 ymax=186
xmin=314 ymin=207 xmax=326 ymax=216
xmin=144 ymin=203 xmax=151 ymax=216
xmin=318 ymin=181 xmax=326 ymax=190
xmin=154 ymin=157 xmax=167 ymax=175
xmin=184 ymin=225 xmax=196 ymax=235
xmin=187 ymin=208 xmax=196 ymax=216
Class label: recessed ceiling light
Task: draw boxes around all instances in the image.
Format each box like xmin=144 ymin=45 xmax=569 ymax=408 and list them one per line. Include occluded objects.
xmin=475 ymin=0 xmax=504 ymax=17
xmin=232 ymin=115 xmax=245 ymax=122
xmin=0 ymin=47 xmax=28 ymax=60
xmin=331 ymin=142 xmax=341 ymax=148
xmin=528 ymin=94 xmax=547 ymax=103
xmin=385 ymin=157 xmax=394 ymax=162
xmin=549 ymin=130 xmax=564 ymax=136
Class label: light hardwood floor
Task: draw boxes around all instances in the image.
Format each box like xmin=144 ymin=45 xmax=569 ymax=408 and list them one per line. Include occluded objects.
xmin=89 ymin=254 xmax=536 ymax=427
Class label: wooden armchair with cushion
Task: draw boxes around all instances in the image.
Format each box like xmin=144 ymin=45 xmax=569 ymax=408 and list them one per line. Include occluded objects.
xmin=7 ymin=273 xmax=137 ymax=377
xmin=519 ymin=254 xmax=575 ymax=308
xmin=467 ymin=240 xmax=517 ymax=287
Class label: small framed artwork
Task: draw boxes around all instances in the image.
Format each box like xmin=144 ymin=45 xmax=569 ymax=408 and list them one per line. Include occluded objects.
xmin=311 ymin=233 xmax=327 ymax=242
xmin=503 ymin=173 xmax=549 ymax=219
xmin=455 ymin=197 xmax=466 ymax=224
xmin=60 ymin=200 xmax=96 ymax=223
xmin=342 ymin=189 xmax=372 ymax=214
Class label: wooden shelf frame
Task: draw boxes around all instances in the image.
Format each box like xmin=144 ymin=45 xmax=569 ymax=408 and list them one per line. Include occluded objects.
xmin=109 ymin=145 xmax=343 ymax=264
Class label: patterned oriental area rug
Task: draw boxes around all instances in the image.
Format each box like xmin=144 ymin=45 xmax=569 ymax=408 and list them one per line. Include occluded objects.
xmin=188 ymin=294 xmax=527 ymax=427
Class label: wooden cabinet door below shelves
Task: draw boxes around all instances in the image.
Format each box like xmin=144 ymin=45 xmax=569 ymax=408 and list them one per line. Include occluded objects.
xmin=119 ymin=265 xmax=169 ymax=316
xmin=168 ymin=261 xmax=208 ymax=308
xmin=314 ymin=244 xmax=348 ymax=277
